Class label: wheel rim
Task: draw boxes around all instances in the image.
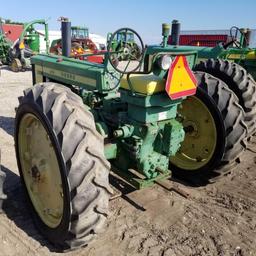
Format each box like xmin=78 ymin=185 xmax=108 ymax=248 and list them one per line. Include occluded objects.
xmin=18 ymin=113 xmax=64 ymax=228
xmin=11 ymin=59 xmax=20 ymax=72
xmin=170 ymin=96 xmax=217 ymax=170
xmin=11 ymin=58 xmax=22 ymax=72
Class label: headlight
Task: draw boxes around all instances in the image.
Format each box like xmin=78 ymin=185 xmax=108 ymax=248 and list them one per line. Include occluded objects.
xmin=158 ymin=55 xmax=172 ymax=70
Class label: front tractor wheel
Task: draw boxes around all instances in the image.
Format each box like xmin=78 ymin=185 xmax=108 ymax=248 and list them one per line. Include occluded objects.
xmin=170 ymin=72 xmax=247 ymax=181
xmin=15 ymin=83 xmax=111 ymax=251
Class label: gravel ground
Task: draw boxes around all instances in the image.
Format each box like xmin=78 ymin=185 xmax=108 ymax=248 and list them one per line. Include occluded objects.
xmin=0 ymin=67 xmax=256 ymax=256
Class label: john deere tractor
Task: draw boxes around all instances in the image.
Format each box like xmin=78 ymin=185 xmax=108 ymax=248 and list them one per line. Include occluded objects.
xmin=14 ymin=20 xmax=247 ymax=250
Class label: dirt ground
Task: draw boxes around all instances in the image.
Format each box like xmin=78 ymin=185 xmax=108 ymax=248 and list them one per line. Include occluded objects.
xmin=0 ymin=67 xmax=256 ymax=256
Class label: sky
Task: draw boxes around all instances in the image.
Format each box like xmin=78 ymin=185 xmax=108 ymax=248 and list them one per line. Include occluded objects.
xmin=1 ymin=0 xmax=256 ymax=43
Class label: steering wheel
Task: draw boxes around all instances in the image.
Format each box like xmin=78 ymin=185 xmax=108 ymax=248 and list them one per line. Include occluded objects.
xmin=107 ymin=28 xmax=145 ymax=74
xmin=230 ymin=26 xmax=242 ymax=48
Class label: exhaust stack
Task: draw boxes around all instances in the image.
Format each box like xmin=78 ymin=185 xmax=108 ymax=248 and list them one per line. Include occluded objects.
xmin=60 ymin=17 xmax=71 ymax=57
xmin=170 ymin=20 xmax=180 ymax=46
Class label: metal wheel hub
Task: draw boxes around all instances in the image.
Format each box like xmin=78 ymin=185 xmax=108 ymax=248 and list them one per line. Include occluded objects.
xmin=183 ymin=120 xmax=199 ymax=137
xmin=18 ymin=113 xmax=64 ymax=228
xmin=170 ymin=96 xmax=217 ymax=170
xmin=123 ymin=47 xmax=130 ymax=55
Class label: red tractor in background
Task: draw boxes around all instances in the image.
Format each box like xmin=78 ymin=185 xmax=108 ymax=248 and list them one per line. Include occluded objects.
xmin=50 ymin=24 xmax=105 ymax=63
xmin=71 ymin=26 xmax=97 ymax=51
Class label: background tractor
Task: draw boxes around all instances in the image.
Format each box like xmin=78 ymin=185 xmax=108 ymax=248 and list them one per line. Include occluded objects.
xmin=167 ymin=22 xmax=255 ymax=76
xmin=14 ymin=19 xmax=248 ymax=251
xmin=167 ymin=20 xmax=256 ymax=138
xmin=195 ymin=26 xmax=256 ymax=78
xmin=8 ymin=19 xmax=49 ymax=72
xmin=0 ymin=18 xmax=49 ymax=72
xmin=50 ymin=19 xmax=105 ymax=64
xmin=167 ymin=21 xmax=256 ymax=78
xmin=107 ymin=30 xmax=141 ymax=61
xmin=71 ymin=25 xmax=96 ymax=51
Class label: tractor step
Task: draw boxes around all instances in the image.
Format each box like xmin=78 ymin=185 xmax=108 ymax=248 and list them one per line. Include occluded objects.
xmin=112 ymin=166 xmax=171 ymax=190
xmin=155 ymin=179 xmax=191 ymax=199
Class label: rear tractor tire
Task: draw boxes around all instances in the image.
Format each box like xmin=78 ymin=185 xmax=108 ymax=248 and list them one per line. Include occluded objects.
xmin=170 ymin=72 xmax=247 ymax=182
xmin=195 ymin=59 xmax=256 ymax=135
xmin=15 ymin=82 xmax=112 ymax=251
xmin=0 ymin=150 xmax=7 ymax=212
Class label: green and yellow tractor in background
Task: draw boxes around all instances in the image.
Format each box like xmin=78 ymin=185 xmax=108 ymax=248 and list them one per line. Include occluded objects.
xmin=107 ymin=30 xmax=141 ymax=61
xmin=8 ymin=19 xmax=49 ymax=72
xmin=168 ymin=20 xmax=256 ymax=78
xmin=12 ymin=19 xmax=252 ymax=251
xmin=0 ymin=18 xmax=49 ymax=72
xmin=194 ymin=26 xmax=256 ymax=79
xmin=167 ymin=20 xmax=256 ymax=139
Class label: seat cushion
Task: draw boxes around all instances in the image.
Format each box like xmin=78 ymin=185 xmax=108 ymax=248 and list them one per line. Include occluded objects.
xmin=120 ymin=74 xmax=165 ymax=95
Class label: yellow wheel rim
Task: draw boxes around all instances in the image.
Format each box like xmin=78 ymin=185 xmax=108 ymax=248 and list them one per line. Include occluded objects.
xmin=18 ymin=113 xmax=64 ymax=228
xmin=11 ymin=59 xmax=21 ymax=72
xmin=170 ymin=96 xmax=217 ymax=170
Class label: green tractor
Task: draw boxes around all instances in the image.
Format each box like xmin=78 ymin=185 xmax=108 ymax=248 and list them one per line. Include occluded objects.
xmin=14 ymin=20 xmax=248 ymax=251
xmin=193 ymin=26 xmax=256 ymax=79
xmin=107 ymin=30 xmax=141 ymax=61
xmin=8 ymin=19 xmax=49 ymax=72
xmin=168 ymin=21 xmax=256 ymax=78
xmin=174 ymin=24 xmax=256 ymax=136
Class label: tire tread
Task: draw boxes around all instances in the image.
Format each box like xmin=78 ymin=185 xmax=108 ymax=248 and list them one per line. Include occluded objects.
xmin=18 ymin=82 xmax=111 ymax=250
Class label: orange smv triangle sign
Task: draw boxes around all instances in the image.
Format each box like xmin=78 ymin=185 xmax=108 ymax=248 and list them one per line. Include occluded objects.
xmin=165 ymin=56 xmax=197 ymax=100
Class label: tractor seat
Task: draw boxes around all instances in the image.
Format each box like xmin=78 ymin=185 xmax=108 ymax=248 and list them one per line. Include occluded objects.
xmin=120 ymin=74 xmax=165 ymax=95
xmin=246 ymin=51 xmax=256 ymax=59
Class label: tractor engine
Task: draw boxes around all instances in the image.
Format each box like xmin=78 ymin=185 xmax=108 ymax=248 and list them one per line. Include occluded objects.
xmin=91 ymin=59 xmax=195 ymax=188
xmin=112 ymin=77 xmax=185 ymax=180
